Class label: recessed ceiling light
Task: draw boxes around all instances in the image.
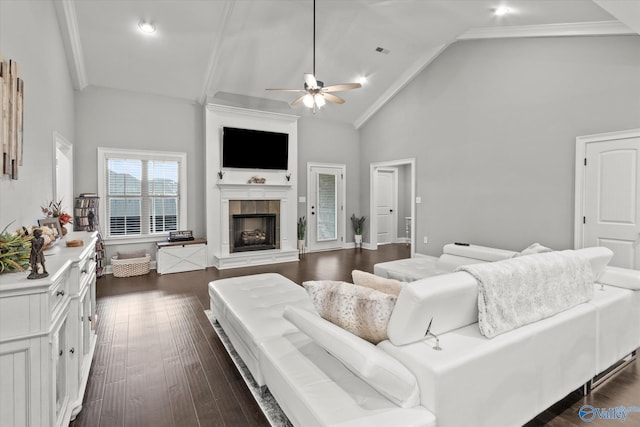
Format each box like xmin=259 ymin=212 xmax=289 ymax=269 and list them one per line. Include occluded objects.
xmin=494 ymin=6 xmax=511 ymax=16
xmin=359 ymin=76 xmax=368 ymax=85
xmin=138 ymin=20 xmax=156 ymax=34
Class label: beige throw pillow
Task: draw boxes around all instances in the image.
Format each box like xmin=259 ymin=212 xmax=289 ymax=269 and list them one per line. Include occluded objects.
xmin=351 ymin=270 xmax=403 ymax=296
xmin=302 ymin=280 xmax=397 ymax=344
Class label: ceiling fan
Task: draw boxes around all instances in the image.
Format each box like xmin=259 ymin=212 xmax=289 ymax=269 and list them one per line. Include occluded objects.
xmin=266 ymin=0 xmax=361 ymax=110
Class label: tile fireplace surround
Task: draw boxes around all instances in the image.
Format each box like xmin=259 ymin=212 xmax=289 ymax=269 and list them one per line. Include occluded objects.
xmin=205 ymin=104 xmax=300 ymax=269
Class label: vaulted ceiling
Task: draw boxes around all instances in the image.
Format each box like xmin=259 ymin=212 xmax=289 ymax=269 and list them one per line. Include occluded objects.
xmin=54 ymin=0 xmax=639 ymax=127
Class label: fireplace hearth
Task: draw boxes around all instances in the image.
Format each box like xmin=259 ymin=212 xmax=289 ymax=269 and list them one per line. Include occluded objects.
xmin=231 ymin=213 xmax=277 ymax=253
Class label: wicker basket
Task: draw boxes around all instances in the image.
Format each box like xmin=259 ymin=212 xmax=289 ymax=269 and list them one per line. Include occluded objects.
xmin=111 ymin=254 xmax=151 ymax=278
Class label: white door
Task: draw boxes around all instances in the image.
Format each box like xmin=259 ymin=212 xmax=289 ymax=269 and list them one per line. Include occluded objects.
xmin=584 ymin=136 xmax=640 ymax=269
xmin=308 ymin=165 xmax=345 ymax=251
xmin=375 ymin=168 xmax=397 ymax=245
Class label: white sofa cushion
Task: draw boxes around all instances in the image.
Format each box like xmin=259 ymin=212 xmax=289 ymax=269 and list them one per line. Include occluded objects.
xmin=259 ymin=331 xmax=435 ymax=427
xmin=352 ymin=270 xmax=404 ymax=296
xmin=387 ymin=272 xmax=479 ymax=346
xmin=303 ymin=280 xmax=396 ymax=343
xmin=576 ymin=246 xmax=614 ymax=280
xmin=283 ymin=306 xmax=421 ymax=408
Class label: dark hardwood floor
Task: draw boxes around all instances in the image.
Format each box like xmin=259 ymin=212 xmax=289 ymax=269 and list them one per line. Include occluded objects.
xmin=71 ymin=244 xmax=640 ymax=427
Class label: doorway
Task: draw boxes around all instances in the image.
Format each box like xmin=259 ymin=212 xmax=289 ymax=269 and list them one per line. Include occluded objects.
xmin=575 ymin=129 xmax=640 ymax=270
xmin=375 ymin=168 xmax=398 ymax=245
xmin=53 ymin=132 xmax=73 ymax=209
xmin=370 ymin=158 xmax=416 ymax=256
xmin=307 ymin=163 xmax=346 ymax=252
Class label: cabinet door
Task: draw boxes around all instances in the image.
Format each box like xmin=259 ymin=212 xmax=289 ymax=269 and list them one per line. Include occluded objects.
xmin=52 ymin=318 xmax=69 ymax=427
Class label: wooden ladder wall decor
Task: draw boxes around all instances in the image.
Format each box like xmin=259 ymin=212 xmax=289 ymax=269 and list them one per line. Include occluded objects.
xmin=0 ymin=57 xmax=24 ymax=180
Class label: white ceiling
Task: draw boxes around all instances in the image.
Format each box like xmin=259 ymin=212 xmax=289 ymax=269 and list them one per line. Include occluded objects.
xmin=55 ymin=0 xmax=639 ymax=127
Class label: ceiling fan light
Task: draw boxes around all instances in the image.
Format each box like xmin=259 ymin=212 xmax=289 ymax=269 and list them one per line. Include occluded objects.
xmin=303 ymin=94 xmax=315 ymax=108
xmin=314 ymin=94 xmax=326 ymax=107
xmin=138 ymin=20 xmax=157 ymax=34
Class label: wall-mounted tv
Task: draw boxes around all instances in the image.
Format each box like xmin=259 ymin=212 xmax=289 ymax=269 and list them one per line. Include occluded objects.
xmin=222 ymin=127 xmax=289 ymax=170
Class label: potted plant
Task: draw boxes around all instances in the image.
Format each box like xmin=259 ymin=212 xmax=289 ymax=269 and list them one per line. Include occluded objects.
xmin=0 ymin=222 xmax=32 ymax=274
xmin=297 ymin=216 xmax=307 ymax=250
xmin=350 ymin=214 xmax=366 ymax=246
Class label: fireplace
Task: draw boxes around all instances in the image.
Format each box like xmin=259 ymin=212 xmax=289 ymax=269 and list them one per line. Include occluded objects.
xmin=231 ymin=213 xmax=277 ymax=252
xmin=228 ymin=200 xmax=281 ymax=254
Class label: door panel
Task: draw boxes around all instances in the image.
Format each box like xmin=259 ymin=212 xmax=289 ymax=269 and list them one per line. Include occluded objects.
xmin=308 ymin=165 xmax=344 ymax=251
xmin=584 ymin=137 xmax=640 ymax=269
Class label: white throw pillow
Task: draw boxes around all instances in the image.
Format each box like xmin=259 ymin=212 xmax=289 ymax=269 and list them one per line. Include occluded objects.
xmin=283 ymin=305 xmax=420 ymax=408
xmin=303 ymin=280 xmax=396 ymax=344
xmin=351 ymin=270 xmax=403 ymax=296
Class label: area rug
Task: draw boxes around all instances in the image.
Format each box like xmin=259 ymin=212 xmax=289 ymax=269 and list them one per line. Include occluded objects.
xmin=204 ymin=310 xmax=292 ymax=427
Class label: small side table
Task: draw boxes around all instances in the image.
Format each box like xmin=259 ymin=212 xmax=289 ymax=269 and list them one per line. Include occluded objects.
xmin=156 ymin=238 xmax=207 ymax=274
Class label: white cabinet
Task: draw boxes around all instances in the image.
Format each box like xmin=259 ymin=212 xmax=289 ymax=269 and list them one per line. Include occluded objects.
xmin=0 ymin=232 xmax=97 ymax=427
xmin=156 ymin=238 xmax=207 ymax=274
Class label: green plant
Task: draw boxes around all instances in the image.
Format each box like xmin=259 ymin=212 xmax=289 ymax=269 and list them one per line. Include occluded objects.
xmin=350 ymin=214 xmax=366 ymax=235
xmin=0 ymin=222 xmax=32 ymax=274
xmin=297 ymin=216 xmax=307 ymax=240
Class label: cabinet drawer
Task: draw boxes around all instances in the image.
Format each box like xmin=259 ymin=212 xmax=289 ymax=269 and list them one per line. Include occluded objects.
xmin=49 ymin=268 xmax=70 ymax=318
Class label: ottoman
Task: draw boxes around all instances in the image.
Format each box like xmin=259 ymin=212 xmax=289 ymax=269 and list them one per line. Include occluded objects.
xmin=208 ymin=273 xmax=314 ymax=386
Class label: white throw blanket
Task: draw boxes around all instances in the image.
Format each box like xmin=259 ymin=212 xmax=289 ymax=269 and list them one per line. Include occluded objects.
xmin=457 ymin=251 xmax=594 ymax=338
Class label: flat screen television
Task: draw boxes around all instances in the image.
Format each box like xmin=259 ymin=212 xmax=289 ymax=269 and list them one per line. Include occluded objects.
xmin=222 ymin=127 xmax=289 ymax=170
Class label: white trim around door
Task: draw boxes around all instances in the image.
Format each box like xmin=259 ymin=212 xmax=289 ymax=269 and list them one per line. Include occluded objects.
xmin=307 ymin=163 xmax=347 ymax=252
xmin=370 ymin=158 xmax=416 ymax=257
xmin=574 ymin=129 xmax=640 ymax=269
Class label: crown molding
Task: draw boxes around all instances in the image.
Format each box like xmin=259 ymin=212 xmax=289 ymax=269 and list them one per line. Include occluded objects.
xmin=54 ymin=0 xmax=88 ymax=90
xmin=353 ymin=43 xmax=450 ymax=130
xmin=206 ymin=103 xmax=300 ymax=122
xmin=457 ymin=20 xmax=634 ymax=40
xmin=199 ymin=0 xmax=235 ymax=105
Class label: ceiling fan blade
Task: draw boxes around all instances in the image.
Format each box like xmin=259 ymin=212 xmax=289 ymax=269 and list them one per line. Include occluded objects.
xmin=291 ymin=95 xmax=307 ymax=106
xmin=322 ymin=83 xmax=362 ymax=92
xmin=323 ymin=93 xmax=345 ymax=104
xmin=304 ymin=73 xmax=318 ymax=89
xmin=266 ymin=88 xmax=307 ymax=92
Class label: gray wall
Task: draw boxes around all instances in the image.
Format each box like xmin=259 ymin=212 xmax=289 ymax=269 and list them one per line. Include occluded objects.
xmin=359 ymin=35 xmax=640 ymax=256
xmin=74 ymin=86 xmax=205 ymax=259
xmin=297 ymin=117 xmax=360 ymax=242
xmin=0 ymin=0 xmax=75 ymax=229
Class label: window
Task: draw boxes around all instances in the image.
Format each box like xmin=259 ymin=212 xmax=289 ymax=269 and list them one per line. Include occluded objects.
xmin=98 ymin=148 xmax=187 ymax=240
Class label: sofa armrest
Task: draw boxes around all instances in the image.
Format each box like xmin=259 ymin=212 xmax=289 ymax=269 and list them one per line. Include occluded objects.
xmin=598 ymin=266 xmax=640 ymax=290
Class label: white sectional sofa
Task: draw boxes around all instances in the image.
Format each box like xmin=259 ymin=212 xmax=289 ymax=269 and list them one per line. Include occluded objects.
xmin=208 ymin=248 xmax=640 ymax=427
xmin=373 ymin=243 xmax=518 ymax=282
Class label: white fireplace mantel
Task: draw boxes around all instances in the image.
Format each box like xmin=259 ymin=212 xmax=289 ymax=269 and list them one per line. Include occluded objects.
xmin=205 ymin=104 xmax=300 ymax=269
